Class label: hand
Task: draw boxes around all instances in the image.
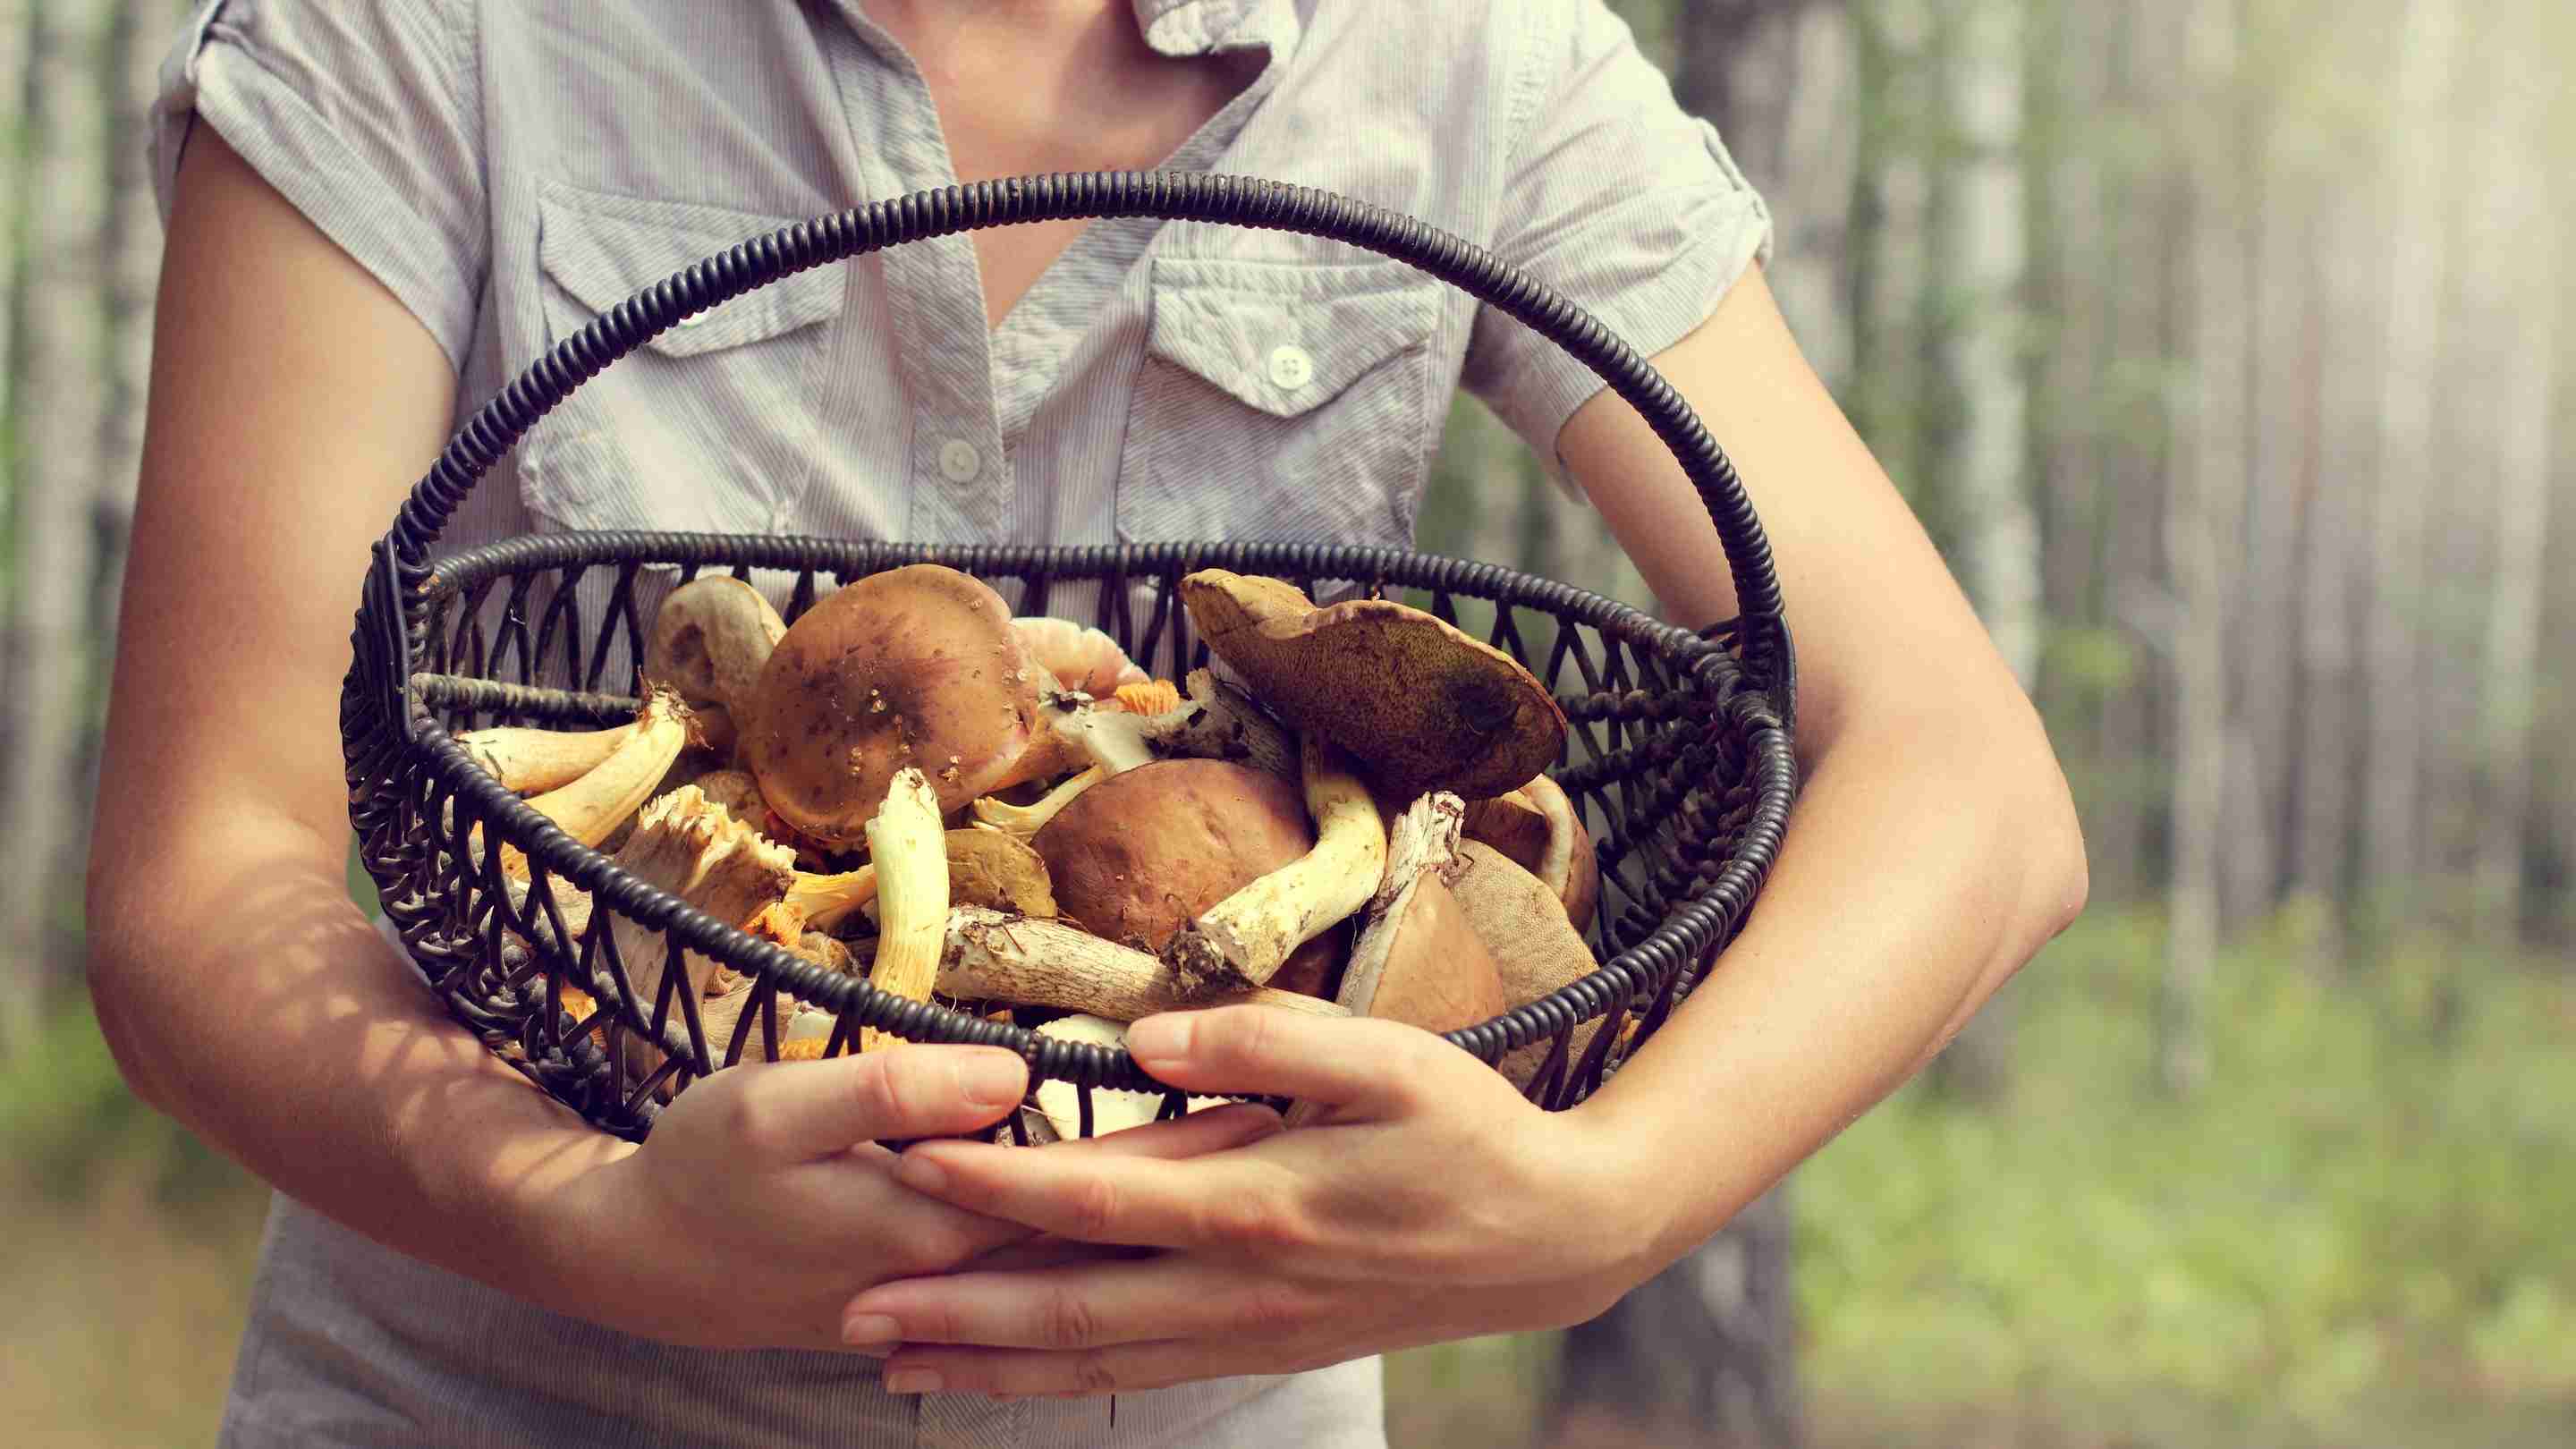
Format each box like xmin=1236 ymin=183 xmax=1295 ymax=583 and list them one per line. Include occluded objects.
xmin=835 ymin=1007 xmax=1668 ymax=1396
xmin=556 ymin=1044 xmax=1283 ymax=1352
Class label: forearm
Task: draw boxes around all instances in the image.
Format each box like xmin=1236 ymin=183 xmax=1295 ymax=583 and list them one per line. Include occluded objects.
xmin=1575 ymin=691 xmax=2084 ymax=1260
xmin=89 ymin=813 xmax=630 ymax=1316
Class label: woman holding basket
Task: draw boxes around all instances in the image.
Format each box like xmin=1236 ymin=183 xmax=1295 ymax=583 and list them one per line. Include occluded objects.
xmin=88 ymin=1 xmax=2086 ymax=1444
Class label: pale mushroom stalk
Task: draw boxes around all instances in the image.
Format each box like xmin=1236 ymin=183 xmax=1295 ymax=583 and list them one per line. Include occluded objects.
xmin=858 ymin=768 xmax=947 ymax=1052
xmin=783 ymin=828 xmax=1057 ymax=934
xmin=492 ymin=689 xmax=694 ymax=879
xmin=939 ymin=908 xmax=1347 ymax=1021
xmin=970 ymin=764 xmax=1108 ymax=839
xmin=458 ymin=720 xmax=638 ymax=794
xmin=1162 ymin=733 xmax=1386 ymax=998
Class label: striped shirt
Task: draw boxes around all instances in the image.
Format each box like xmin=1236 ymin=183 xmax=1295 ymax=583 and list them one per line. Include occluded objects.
xmin=150 ymin=1 xmax=1771 ymax=1444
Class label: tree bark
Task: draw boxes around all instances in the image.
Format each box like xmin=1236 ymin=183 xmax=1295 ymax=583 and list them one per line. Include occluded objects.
xmin=1546 ymin=1186 xmax=1801 ymax=1449
xmin=2356 ymin=0 xmax=2460 ymax=940
xmin=2468 ymin=26 xmax=2558 ymax=944
xmin=2161 ymin=0 xmax=2249 ymax=1097
xmin=2 ymin=0 xmax=114 ymax=1052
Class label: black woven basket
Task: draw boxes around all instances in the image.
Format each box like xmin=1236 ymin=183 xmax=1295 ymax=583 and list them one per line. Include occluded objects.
xmin=341 ymin=171 xmax=1799 ymax=1144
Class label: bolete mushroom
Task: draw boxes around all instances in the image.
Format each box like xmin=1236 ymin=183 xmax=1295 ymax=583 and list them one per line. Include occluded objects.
xmin=646 ymin=574 xmax=788 ymax=727
xmin=1178 ymin=569 xmax=1567 ymax=801
xmin=1162 ymin=733 xmax=1386 ymax=999
xmin=1448 ymin=838 xmax=1609 ymax=1089
xmin=739 ymin=564 xmax=1065 ymax=848
xmin=1460 ymin=772 xmax=1599 ymax=935
xmin=1031 ymin=758 xmax=1344 ymax=999
xmin=967 ymin=667 xmax=1298 ymax=840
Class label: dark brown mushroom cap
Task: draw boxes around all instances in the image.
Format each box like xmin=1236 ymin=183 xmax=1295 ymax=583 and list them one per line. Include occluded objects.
xmin=1030 ymin=758 xmax=1343 ymax=999
xmin=1344 ymin=877 xmax=1509 ymax=1036
xmin=1178 ymin=570 xmax=1566 ymax=801
xmin=741 ymin=564 xmax=1050 ymax=848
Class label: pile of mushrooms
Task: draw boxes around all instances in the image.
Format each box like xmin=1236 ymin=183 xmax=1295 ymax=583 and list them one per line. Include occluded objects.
xmin=456 ymin=562 xmax=1615 ymax=1132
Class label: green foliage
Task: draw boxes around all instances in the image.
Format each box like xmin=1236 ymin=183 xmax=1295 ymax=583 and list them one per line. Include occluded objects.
xmin=0 ymin=995 xmax=242 ymax=1214
xmin=1794 ymin=907 xmax=2576 ymax=1444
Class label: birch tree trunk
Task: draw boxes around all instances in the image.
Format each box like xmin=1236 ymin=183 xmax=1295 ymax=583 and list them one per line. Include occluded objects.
xmin=2356 ymin=0 xmax=2460 ymax=940
xmin=0 ymin=0 xmax=28 ymax=435
xmin=96 ymin=0 xmax=164 ymax=643
xmin=2 ymin=0 xmax=114 ymax=1051
xmin=2469 ymin=29 xmax=2559 ymax=944
xmin=2287 ymin=178 xmax=2377 ymax=947
xmin=2162 ymin=0 xmax=2249 ymax=1096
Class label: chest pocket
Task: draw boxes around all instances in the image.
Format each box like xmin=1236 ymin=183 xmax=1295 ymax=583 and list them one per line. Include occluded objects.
xmin=1119 ymin=254 xmax=1443 ymax=550
xmin=521 ymin=180 xmax=846 ymax=538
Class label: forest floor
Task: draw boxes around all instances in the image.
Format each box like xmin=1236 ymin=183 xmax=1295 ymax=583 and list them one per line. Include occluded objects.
xmin=7 ymin=909 xmax=2572 ymax=1447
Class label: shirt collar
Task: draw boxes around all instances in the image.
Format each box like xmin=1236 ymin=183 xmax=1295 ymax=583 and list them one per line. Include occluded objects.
xmin=1131 ymin=0 xmax=1277 ymax=56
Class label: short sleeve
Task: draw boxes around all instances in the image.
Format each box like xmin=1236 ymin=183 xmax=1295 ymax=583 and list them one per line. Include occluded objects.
xmin=1462 ymin=0 xmax=1774 ymax=497
xmin=149 ymin=0 xmax=488 ymax=371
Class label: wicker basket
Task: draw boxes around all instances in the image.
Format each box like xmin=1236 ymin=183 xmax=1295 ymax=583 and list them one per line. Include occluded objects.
xmin=340 ymin=171 xmax=1799 ymax=1144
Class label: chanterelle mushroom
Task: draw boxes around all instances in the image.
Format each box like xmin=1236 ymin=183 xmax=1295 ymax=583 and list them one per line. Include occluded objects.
xmin=1178 ymin=569 xmax=1567 ymax=801
xmin=739 ymin=564 xmax=1063 ymax=849
xmin=1031 ymin=758 xmax=1345 ymax=999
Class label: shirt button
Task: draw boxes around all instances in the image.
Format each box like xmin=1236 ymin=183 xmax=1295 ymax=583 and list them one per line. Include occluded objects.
xmin=1267 ymin=343 xmax=1314 ymax=391
xmin=938 ymin=438 xmax=982 ymax=483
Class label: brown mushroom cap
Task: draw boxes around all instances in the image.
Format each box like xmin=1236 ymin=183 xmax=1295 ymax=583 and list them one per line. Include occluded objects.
xmin=1449 ymin=839 xmax=1606 ymax=1088
xmin=1177 ymin=570 xmax=1566 ymax=801
xmin=1342 ymin=877 xmax=1508 ymax=1036
xmin=1461 ymin=775 xmax=1599 ymax=936
xmin=741 ymin=564 xmax=1055 ymax=848
xmin=1030 ymin=758 xmax=1344 ymax=999
xmin=647 ymin=575 xmax=788 ymax=717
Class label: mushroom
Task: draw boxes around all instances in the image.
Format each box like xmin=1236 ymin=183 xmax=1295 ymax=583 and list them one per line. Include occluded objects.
xmin=1161 ymin=733 xmax=1387 ymax=999
xmin=1460 ymin=773 xmax=1599 ymax=935
xmin=1331 ymin=792 xmax=1508 ymax=1034
xmin=488 ymin=687 xmax=697 ymax=880
xmin=970 ymin=765 xmax=1107 ymax=840
xmin=646 ymin=574 xmax=788 ymax=726
xmin=1178 ymin=569 xmax=1567 ymax=801
xmin=739 ymin=564 xmax=1068 ymax=848
xmin=936 ymin=908 xmax=1349 ymax=1021
xmin=1030 ymin=758 xmax=1345 ymax=1000
xmin=1026 ymin=1013 xmax=1233 ymax=1140
xmin=603 ymin=784 xmax=801 ymax=1083
xmin=1011 ymin=615 xmax=1150 ymax=698
xmin=778 ymin=827 xmax=1059 ymax=935
xmin=857 ymin=767 xmax=948 ymax=1052
xmin=457 ymin=720 xmax=638 ymax=795
xmin=1447 ymin=839 xmax=1609 ymax=1089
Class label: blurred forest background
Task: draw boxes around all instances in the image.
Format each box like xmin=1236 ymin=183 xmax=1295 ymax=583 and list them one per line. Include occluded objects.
xmin=3 ymin=0 xmax=2571 ymax=1445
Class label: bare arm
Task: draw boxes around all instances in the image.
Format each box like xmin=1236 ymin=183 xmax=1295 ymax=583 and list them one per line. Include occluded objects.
xmin=83 ymin=127 xmax=1232 ymax=1350
xmin=1555 ymin=262 xmax=2089 ymax=1255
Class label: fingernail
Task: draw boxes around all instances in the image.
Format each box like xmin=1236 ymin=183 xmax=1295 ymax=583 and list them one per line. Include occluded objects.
xmin=842 ymin=1312 xmax=901 ymax=1347
xmin=885 ymin=1368 xmax=944 ymax=1394
xmin=1125 ymin=1013 xmax=1191 ymax=1066
xmin=894 ymin=1152 xmax=947 ymax=1195
xmin=956 ymin=1051 xmax=1028 ymax=1107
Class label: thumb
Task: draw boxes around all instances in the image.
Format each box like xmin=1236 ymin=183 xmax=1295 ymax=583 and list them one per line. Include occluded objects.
xmin=718 ymin=1046 xmax=1030 ymax=1165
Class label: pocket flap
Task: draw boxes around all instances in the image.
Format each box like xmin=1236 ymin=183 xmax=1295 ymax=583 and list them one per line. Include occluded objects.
xmin=536 ymin=181 xmax=843 ymax=357
xmin=1145 ymin=254 xmax=1438 ymax=418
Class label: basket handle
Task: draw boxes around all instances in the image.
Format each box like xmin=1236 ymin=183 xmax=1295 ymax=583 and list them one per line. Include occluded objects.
xmin=364 ymin=170 xmax=1794 ymax=723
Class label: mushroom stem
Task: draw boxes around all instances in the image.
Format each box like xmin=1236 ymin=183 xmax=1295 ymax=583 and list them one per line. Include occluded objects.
xmin=1162 ymin=733 xmax=1387 ymax=997
xmin=970 ymin=765 xmax=1107 ymax=839
xmin=941 ymin=908 xmax=1347 ymax=1020
xmin=497 ymin=690 xmax=693 ymax=878
xmin=458 ymin=720 xmax=638 ymax=794
xmin=859 ymin=768 xmax=948 ymax=1052
xmin=1030 ymin=1013 xmax=1233 ymax=1139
